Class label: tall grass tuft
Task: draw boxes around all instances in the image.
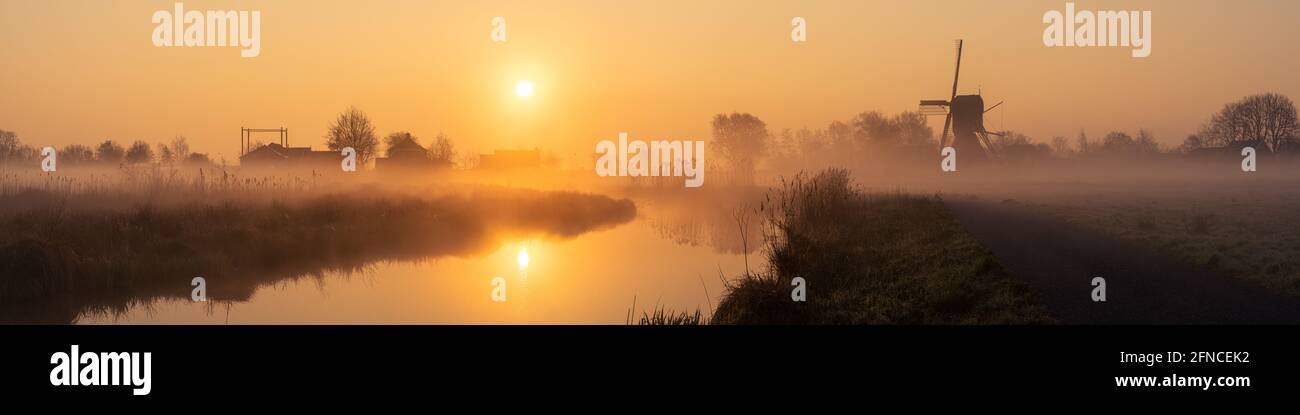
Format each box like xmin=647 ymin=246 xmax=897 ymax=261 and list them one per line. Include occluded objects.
xmin=635 ymin=307 xmax=707 ymax=325
xmin=711 ymin=168 xmax=1051 ymax=324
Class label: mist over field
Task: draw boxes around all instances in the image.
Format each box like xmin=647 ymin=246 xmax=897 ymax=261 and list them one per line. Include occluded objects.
xmin=3 ymin=89 xmax=1298 ymax=324
xmin=2 ymin=0 xmax=1299 ymax=325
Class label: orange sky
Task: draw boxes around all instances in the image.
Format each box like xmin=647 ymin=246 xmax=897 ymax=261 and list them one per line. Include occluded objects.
xmin=2 ymin=0 xmax=1298 ymax=165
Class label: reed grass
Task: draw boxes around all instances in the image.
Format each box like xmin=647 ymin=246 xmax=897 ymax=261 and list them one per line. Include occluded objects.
xmin=711 ymin=168 xmax=1052 ymax=324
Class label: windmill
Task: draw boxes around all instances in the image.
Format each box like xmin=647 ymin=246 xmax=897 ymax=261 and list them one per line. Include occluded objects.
xmin=919 ymin=40 xmax=1005 ymax=161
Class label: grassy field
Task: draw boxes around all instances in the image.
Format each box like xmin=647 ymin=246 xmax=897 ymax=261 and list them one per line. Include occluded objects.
xmin=1018 ymin=183 xmax=1300 ymax=298
xmin=709 ymin=169 xmax=1052 ymax=324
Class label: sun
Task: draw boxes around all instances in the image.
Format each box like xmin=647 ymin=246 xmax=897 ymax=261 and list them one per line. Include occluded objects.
xmin=515 ymin=80 xmax=534 ymax=97
xmin=516 ymin=248 xmax=531 ymax=269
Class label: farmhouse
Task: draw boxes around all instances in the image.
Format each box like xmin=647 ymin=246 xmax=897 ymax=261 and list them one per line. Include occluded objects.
xmin=1186 ymin=140 xmax=1267 ymax=162
xmin=238 ymin=127 xmax=342 ymax=170
xmin=376 ymin=136 xmax=449 ymax=171
xmin=239 ymin=143 xmax=341 ymax=169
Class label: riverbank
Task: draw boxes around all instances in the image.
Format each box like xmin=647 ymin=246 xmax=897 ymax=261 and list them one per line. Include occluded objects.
xmin=711 ymin=169 xmax=1051 ymax=324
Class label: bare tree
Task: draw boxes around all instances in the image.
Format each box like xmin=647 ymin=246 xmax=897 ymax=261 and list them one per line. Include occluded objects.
xmin=0 ymin=130 xmax=18 ymax=163
xmin=771 ymin=128 xmax=796 ymax=160
xmin=827 ymin=120 xmax=855 ymax=159
xmin=852 ymin=111 xmax=897 ymax=147
xmin=711 ymin=112 xmax=769 ymax=183
xmin=156 ymin=143 xmax=174 ymax=163
xmin=11 ymin=145 xmax=37 ymax=163
xmin=893 ymin=111 xmax=934 ymax=146
xmin=1096 ymin=130 xmax=1159 ymax=158
xmin=1099 ymin=131 xmax=1133 ymax=156
xmin=992 ymin=131 xmax=1034 ymax=151
xmin=169 ymin=135 xmax=191 ymax=160
xmin=457 ymin=152 xmax=479 ymax=170
xmin=1135 ymin=129 xmax=1161 ymax=155
xmin=1050 ymin=136 xmax=1073 ymax=158
xmin=1200 ymin=93 xmax=1299 ymax=151
xmin=428 ymin=133 xmax=456 ymax=164
xmin=125 ymin=140 xmax=154 ymax=164
xmin=60 ymin=144 xmax=94 ymax=165
xmin=326 ymin=106 xmax=379 ymax=164
xmin=95 ymin=140 xmax=125 ymax=163
xmin=796 ymin=127 xmax=828 ymax=160
xmin=1075 ymin=129 xmax=1090 ymax=156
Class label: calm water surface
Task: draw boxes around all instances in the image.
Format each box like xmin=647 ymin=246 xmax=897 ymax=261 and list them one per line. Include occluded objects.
xmin=78 ymin=201 xmax=752 ymax=324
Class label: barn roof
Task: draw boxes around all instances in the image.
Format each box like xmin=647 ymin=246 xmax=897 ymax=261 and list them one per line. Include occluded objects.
xmin=388 ymin=137 xmax=427 ymax=153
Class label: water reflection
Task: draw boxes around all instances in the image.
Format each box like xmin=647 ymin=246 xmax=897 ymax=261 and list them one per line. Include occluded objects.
xmin=638 ymin=188 xmax=766 ymax=256
xmin=74 ymin=217 xmax=748 ymax=324
xmin=12 ymin=190 xmax=757 ymax=324
xmin=1 ymin=192 xmax=636 ymax=323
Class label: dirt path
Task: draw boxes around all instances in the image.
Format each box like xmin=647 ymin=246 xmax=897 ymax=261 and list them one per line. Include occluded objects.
xmin=944 ymin=198 xmax=1300 ymax=324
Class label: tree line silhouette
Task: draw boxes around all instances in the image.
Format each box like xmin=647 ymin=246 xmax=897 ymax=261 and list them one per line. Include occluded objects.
xmin=0 ymin=106 xmax=463 ymax=170
xmin=323 ymin=106 xmax=459 ymax=167
xmin=0 ymin=133 xmax=211 ymax=167
xmin=706 ymin=92 xmax=1300 ymax=177
xmin=3 ymin=92 xmax=1295 ymax=172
